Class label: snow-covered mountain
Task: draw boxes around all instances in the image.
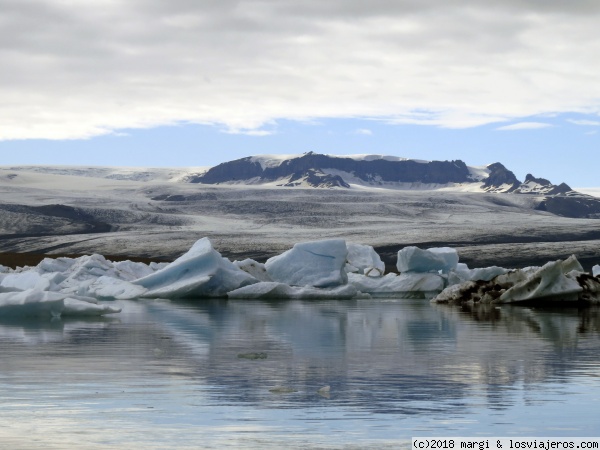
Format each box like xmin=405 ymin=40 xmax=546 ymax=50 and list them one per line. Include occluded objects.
xmin=191 ymin=152 xmax=565 ymax=193
xmin=190 ymin=152 xmax=600 ymax=218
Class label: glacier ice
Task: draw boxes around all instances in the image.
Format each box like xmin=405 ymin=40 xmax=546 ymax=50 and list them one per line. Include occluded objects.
xmin=593 ymin=265 xmax=600 ymax=277
xmin=345 ymin=242 xmax=385 ymax=276
xmin=2 ymin=236 xmax=598 ymax=311
xmin=347 ymin=272 xmax=445 ymax=298
xmin=0 ymin=289 xmax=121 ymax=318
xmin=134 ymin=237 xmax=258 ymax=298
xmin=227 ymin=282 xmax=367 ymax=300
xmin=265 ymin=239 xmax=348 ymax=288
xmin=233 ymin=259 xmax=272 ymax=282
xmin=447 ymin=263 xmax=508 ymax=286
xmin=433 ymin=255 xmax=600 ymax=305
xmin=396 ymin=246 xmax=458 ymax=274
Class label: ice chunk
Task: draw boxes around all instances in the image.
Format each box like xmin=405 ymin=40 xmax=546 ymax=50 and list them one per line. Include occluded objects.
xmin=265 ymin=239 xmax=348 ymax=287
xmin=593 ymin=265 xmax=600 ymax=277
xmin=0 ymin=265 xmax=9 ymax=274
xmin=348 ymin=272 xmax=445 ymax=298
xmin=345 ymin=242 xmax=385 ymax=276
xmin=433 ymin=255 xmax=596 ymax=305
xmin=396 ymin=246 xmax=458 ymax=273
xmin=62 ymin=297 xmax=122 ymax=316
xmin=0 ymin=289 xmax=65 ymax=317
xmin=233 ymin=259 xmax=273 ymax=282
xmin=134 ymin=237 xmax=258 ymax=298
xmin=448 ymin=263 xmax=509 ymax=286
xmin=499 ymin=256 xmax=584 ymax=303
xmin=65 ymin=275 xmax=147 ymax=300
xmin=112 ymin=260 xmax=156 ymax=281
xmin=227 ymin=281 xmax=367 ymax=300
xmin=1 ymin=271 xmax=57 ymax=292
xmin=0 ymin=289 xmax=121 ymax=318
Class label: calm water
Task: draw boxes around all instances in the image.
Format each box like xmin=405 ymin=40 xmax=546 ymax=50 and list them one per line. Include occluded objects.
xmin=1 ymin=298 xmax=600 ymax=449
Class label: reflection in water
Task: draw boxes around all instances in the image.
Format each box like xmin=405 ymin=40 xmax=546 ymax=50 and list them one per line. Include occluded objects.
xmin=1 ymin=299 xmax=600 ymax=448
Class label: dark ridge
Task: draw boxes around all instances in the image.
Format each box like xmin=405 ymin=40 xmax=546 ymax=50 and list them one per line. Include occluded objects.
xmin=537 ymin=196 xmax=600 ymax=218
xmin=524 ymin=173 xmax=552 ymax=186
xmin=192 ymin=152 xmax=472 ymax=186
xmin=547 ymin=182 xmax=573 ymax=196
xmin=282 ymin=169 xmax=350 ymax=188
xmin=483 ymin=162 xmax=521 ymax=191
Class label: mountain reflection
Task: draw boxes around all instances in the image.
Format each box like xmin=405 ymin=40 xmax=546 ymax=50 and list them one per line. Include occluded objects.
xmin=2 ymin=298 xmax=600 ymax=417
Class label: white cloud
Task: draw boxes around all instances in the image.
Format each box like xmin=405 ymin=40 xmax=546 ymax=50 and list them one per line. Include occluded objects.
xmin=585 ymin=130 xmax=598 ymax=135
xmin=2 ymin=0 xmax=600 ymax=140
xmin=354 ymin=128 xmax=372 ymax=135
xmin=496 ymin=122 xmax=553 ymax=131
xmin=568 ymin=119 xmax=600 ymax=126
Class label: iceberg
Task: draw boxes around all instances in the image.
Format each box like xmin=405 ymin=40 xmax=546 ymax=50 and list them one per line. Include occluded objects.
xmin=345 ymin=243 xmax=385 ymax=276
xmin=397 ymin=246 xmax=458 ymax=274
xmin=593 ymin=265 xmax=600 ymax=277
xmin=233 ymin=259 xmax=273 ymax=282
xmin=447 ymin=263 xmax=509 ymax=286
xmin=134 ymin=237 xmax=258 ymax=298
xmin=433 ymin=255 xmax=600 ymax=305
xmin=227 ymin=281 xmax=367 ymax=300
xmin=348 ymin=272 xmax=445 ymax=298
xmin=0 ymin=289 xmax=121 ymax=318
xmin=265 ymin=239 xmax=348 ymax=288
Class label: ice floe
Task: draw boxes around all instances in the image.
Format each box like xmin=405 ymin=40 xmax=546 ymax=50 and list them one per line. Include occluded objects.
xmin=396 ymin=246 xmax=458 ymax=274
xmin=265 ymin=239 xmax=348 ymax=288
xmin=134 ymin=237 xmax=258 ymax=298
xmin=433 ymin=255 xmax=600 ymax=305
xmin=2 ymin=236 xmax=600 ymax=316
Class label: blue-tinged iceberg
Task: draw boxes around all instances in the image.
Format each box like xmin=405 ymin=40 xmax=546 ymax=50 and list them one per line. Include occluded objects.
xmin=134 ymin=237 xmax=258 ymax=298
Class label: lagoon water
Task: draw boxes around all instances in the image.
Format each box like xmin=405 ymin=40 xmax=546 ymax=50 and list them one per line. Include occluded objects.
xmin=1 ymin=298 xmax=600 ymax=449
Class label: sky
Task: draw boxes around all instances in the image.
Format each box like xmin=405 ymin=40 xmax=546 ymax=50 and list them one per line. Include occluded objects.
xmin=1 ymin=0 xmax=599 ymax=186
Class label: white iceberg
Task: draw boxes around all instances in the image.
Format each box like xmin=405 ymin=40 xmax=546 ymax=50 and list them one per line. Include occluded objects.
xmin=348 ymin=272 xmax=445 ymax=298
xmin=447 ymin=263 xmax=509 ymax=286
xmin=433 ymin=255 xmax=600 ymax=305
xmin=134 ymin=237 xmax=258 ymax=298
xmin=227 ymin=281 xmax=367 ymax=300
xmin=265 ymin=239 xmax=348 ymax=288
xmin=396 ymin=246 xmax=458 ymax=274
xmin=345 ymin=242 xmax=385 ymax=276
xmin=233 ymin=259 xmax=273 ymax=282
xmin=499 ymin=256 xmax=584 ymax=303
xmin=0 ymin=289 xmax=121 ymax=318
xmin=593 ymin=265 xmax=600 ymax=277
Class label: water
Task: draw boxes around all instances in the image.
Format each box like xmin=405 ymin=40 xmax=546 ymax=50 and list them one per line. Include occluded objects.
xmin=1 ymin=298 xmax=600 ymax=449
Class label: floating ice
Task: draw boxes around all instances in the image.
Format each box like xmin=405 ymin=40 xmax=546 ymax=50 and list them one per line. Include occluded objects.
xmin=348 ymin=272 xmax=445 ymax=298
xmin=233 ymin=259 xmax=272 ymax=282
xmin=227 ymin=281 xmax=367 ymax=300
xmin=433 ymin=255 xmax=600 ymax=305
xmin=134 ymin=237 xmax=258 ymax=298
xmin=447 ymin=263 xmax=509 ymax=286
xmin=345 ymin=243 xmax=385 ymax=276
xmin=0 ymin=289 xmax=121 ymax=318
xmin=397 ymin=246 xmax=458 ymax=274
xmin=593 ymin=265 xmax=600 ymax=277
xmin=265 ymin=239 xmax=348 ymax=288
xmin=499 ymin=256 xmax=584 ymax=303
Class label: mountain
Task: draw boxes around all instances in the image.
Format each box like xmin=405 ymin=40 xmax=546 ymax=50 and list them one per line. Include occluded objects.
xmin=190 ymin=152 xmax=600 ymax=219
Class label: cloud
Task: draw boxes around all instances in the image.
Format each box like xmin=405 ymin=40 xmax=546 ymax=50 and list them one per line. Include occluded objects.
xmin=567 ymin=119 xmax=600 ymax=126
xmin=2 ymin=0 xmax=600 ymax=139
xmin=354 ymin=128 xmax=372 ymax=135
xmin=496 ymin=122 xmax=553 ymax=131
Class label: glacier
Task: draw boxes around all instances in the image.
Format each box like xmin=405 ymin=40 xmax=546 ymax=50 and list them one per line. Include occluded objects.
xmin=1 ymin=236 xmax=600 ymax=317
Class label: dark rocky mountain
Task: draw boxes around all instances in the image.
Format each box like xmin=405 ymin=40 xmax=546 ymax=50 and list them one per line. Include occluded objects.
xmin=193 ymin=152 xmax=473 ymax=186
xmin=190 ymin=152 xmax=600 ymax=219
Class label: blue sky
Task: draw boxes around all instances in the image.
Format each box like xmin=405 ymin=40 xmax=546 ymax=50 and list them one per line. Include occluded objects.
xmin=1 ymin=0 xmax=600 ymax=186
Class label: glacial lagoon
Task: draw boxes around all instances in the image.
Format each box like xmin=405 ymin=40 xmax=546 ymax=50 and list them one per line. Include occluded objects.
xmin=1 ymin=298 xmax=600 ymax=449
